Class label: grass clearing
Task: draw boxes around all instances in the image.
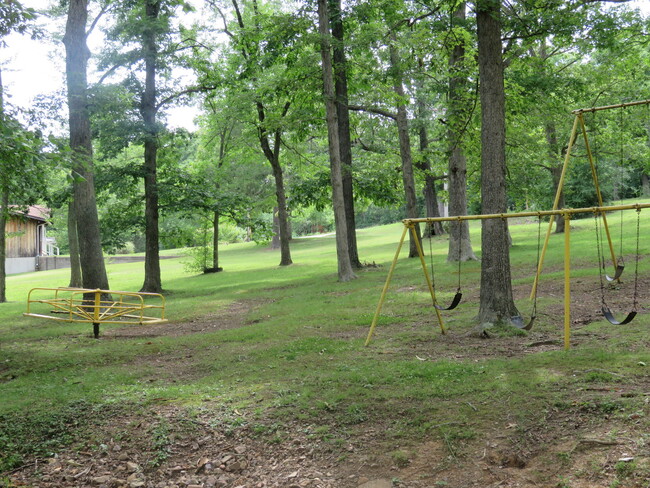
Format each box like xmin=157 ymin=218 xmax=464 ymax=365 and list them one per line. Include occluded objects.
xmin=2 ymin=210 xmax=650 ymax=486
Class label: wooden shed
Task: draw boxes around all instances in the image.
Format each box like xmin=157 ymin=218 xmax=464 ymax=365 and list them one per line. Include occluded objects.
xmin=5 ymin=205 xmax=49 ymax=258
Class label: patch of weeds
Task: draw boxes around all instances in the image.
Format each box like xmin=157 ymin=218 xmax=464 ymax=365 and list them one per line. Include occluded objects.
xmin=268 ymin=434 xmax=285 ymax=444
xmin=439 ymin=426 xmax=475 ymax=459
xmin=0 ymin=476 xmax=16 ymax=487
xmin=310 ymin=425 xmax=332 ymax=441
xmin=147 ymin=418 xmax=171 ymax=468
xmin=0 ymin=400 xmax=104 ymax=472
xmin=316 ymin=400 xmax=339 ymax=412
xmin=556 ymin=451 xmax=571 ymax=466
xmin=583 ymin=371 xmax=622 ymax=383
xmin=578 ymin=400 xmax=624 ymax=415
xmin=331 ymin=437 xmax=346 ymax=447
xmin=490 ymin=322 xmax=528 ymax=338
xmin=342 ymin=403 xmax=368 ymax=425
xmin=553 ymin=400 xmax=572 ymax=410
xmin=555 ymin=476 xmax=572 ymax=488
xmin=203 ymin=408 xmax=247 ymax=436
xmin=614 ymin=459 xmax=636 ymax=479
xmin=390 ymin=449 xmax=411 ymax=468
xmin=251 ymin=422 xmax=281 ymax=437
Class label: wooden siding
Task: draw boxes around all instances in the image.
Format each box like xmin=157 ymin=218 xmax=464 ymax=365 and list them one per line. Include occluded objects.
xmin=5 ymin=217 xmax=40 ymax=258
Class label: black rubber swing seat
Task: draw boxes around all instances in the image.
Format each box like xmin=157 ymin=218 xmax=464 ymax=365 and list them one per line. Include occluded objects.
xmin=434 ymin=291 xmax=462 ymax=311
xmin=605 ymin=263 xmax=625 ymax=282
xmin=602 ymin=306 xmax=636 ymax=325
xmin=511 ymin=315 xmax=535 ymax=330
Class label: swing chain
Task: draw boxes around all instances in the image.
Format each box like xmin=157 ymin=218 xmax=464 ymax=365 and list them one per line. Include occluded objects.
xmin=428 ymin=232 xmax=436 ymax=291
xmin=456 ymin=217 xmax=462 ymax=291
xmin=595 ymin=207 xmax=641 ymax=325
xmin=531 ymin=213 xmax=542 ymax=318
xmin=633 ymin=207 xmax=640 ymax=311
xmin=594 ymin=211 xmax=607 ymax=308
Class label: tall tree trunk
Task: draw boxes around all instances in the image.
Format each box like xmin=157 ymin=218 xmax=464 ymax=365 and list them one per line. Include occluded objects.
xmin=447 ymin=3 xmax=476 ymax=262
xmin=388 ymin=33 xmax=421 ymax=258
xmin=68 ymin=199 xmax=83 ymax=287
xmin=0 ymin=69 xmax=7 ymax=303
xmin=0 ymin=188 xmax=8 ymax=303
xmin=269 ymin=154 xmax=292 ymax=265
xmin=414 ymin=77 xmax=444 ymax=237
xmin=642 ymin=173 xmax=650 ymax=197
xmin=271 ymin=206 xmax=281 ymax=249
xmin=212 ymin=210 xmax=221 ymax=271
xmin=476 ymin=0 xmax=518 ymax=327
xmin=63 ymin=0 xmax=110 ymax=292
xmin=318 ymin=0 xmax=356 ymax=282
xmin=140 ymin=0 xmax=162 ymax=293
xmin=257 ymin=104 xmax=292 ymax=266
xmin=330 ymin=0 xmax=361 ymax=268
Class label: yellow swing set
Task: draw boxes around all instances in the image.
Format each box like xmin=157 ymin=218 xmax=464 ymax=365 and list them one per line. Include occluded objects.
xmin=365 ymin=99 xmax=650 ymax=349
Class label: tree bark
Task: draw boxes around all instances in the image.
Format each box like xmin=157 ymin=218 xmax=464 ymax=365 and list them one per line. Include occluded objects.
xmin=0 ymin=69 xmax=6 ymax=303
xmin=642 ymin=173 xmax=650 ymax=197
xmin=269 ymin=150 xmax=292 ymax=265
xmin=68 ymin=198 xmax=83 ymax=287
xmin=476 ymin=0 xmax=519 ymax=326
xmin=447 ymin=3 xmax=476 ymax=262
xmin=140 ymin=0 xmax=162 ymax=293
xmin=257 ymin=104 xmax=292 ymax=266
xmin=212 ymin=211 xmax=219 ymax=269
xmin=414 ymin=79 xmax=444 ymax=237
xmin=270 ymin=206 xmax=281 ymax=249
xmin=0 ymin=188 xmax=8 ymax=303
xmin=330 ymin=0 xmax=361 ymax=268
xmin=388 ymin=33 xmax=422 ymax=258
xmin=63 ymin=0 xmax=110 ymax=292
xmin=318 ymin=0 xmax=356 ymax=282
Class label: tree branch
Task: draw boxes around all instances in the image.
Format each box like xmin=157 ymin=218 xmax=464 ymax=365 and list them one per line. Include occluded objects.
xmin=86 ymin=3 xmax=110 ymax=38
xmin=213 ymin=4 xmax=235 ymax=39
xmin=156 ymin=85 xmax=215 ymax=111
xmin=348 ymin=104 xmax=397 ymax=120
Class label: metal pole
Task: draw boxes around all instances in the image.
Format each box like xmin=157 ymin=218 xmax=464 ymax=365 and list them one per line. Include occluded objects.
xmin=564 ymin=214 xmax=571 ymax=350
xmin=93 ymin=289 xmax=101 ymax=339
xmin=403 ymin=202 xmax=650 ymax=224
xmin=410 ymin=224 xmax=445 ymax=335
xmin=572 ymin=99 xmax=650 ymax=115
xmin=531 ymin=114 xmax=581 ymax=300
xmin=579 ymin=113 xmax=618 ymax=268
xmin=365 ymin=225 xmax=409 ymax=346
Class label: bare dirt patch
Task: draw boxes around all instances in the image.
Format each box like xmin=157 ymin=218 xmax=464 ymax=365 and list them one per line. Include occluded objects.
xmin=7 ymin=396 xmax=650 ymax=488
xmin=103 ymin=300 xmax=272 ymax=339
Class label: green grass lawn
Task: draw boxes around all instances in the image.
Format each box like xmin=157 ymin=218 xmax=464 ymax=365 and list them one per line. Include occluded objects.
xmin=2 ymin=206 xmax=650 ymax=486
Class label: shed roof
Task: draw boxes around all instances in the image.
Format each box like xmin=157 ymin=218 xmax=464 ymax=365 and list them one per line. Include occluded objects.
xmin=10 ymin=205 xmax=50 ymax=222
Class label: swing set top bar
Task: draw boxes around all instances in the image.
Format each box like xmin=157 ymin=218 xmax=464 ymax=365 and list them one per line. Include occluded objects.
xmin=403 ymin=202 xmax=650 ymax=226
xmin=571 ymin=99 xmax=650 ymax=115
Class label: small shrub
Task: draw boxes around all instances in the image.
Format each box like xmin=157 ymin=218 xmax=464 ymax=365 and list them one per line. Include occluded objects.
xmin=614 ymin=459 xmax=636 ymax=479
xmin=148 ymin=418 xmax=171 ymax=468
xmin=390 ymin=449 xmax=411 ymax=468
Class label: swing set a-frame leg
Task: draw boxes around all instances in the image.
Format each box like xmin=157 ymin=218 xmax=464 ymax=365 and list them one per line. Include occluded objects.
xmin=364 ymin=224 xmax=445 ymax=346
xmin=409 ymin=224 xmax=445 ymax=335
xmin=531 ymin=112 xmax=618 ymax=300
xmin=365 ymin=226 xmax=408 ymax=346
